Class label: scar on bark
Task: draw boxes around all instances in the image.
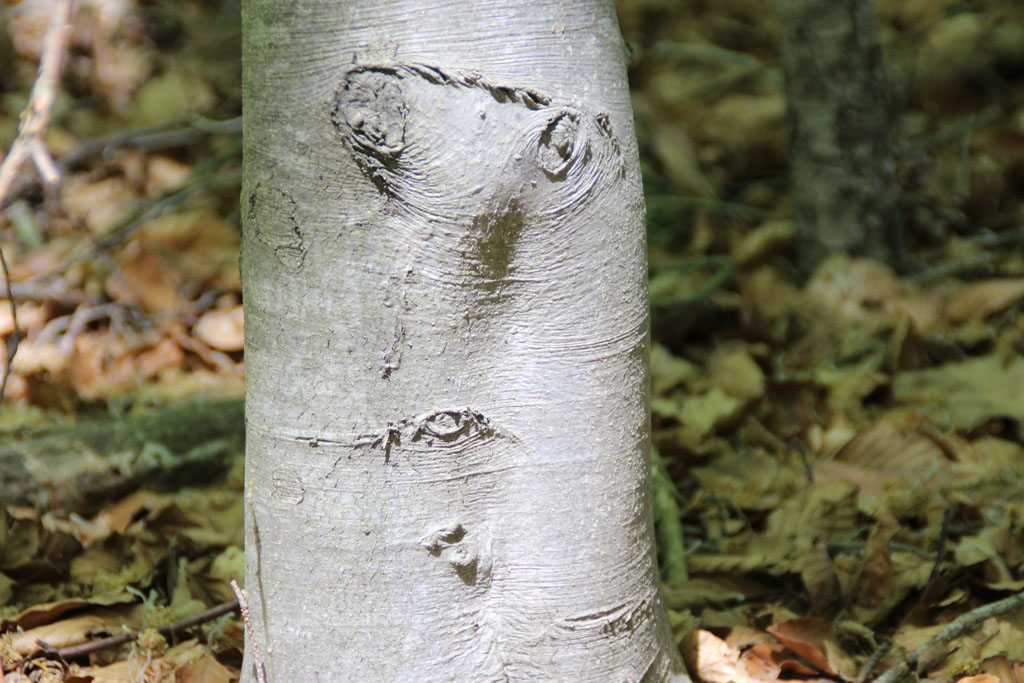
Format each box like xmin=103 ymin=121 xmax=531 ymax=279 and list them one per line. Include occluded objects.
xmin=328 ymin=63 xmax=560 ymax=193
xmin=562 ymin=594 xmax=655 ymax=637
xmin=380 ymin=317 xmax=405 ymax=379
xmin=471 ymin=200 xmax=524 ymax=290
xmin=246 ymin=182 xmax=305 ymax=271
xmin=361 ymin=408 xmax=496 ymax=465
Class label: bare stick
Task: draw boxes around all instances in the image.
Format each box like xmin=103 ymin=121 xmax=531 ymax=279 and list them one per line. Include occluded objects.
xmin=0 ymin=0 xmax=75 ymax=403
xmin=0 ymin=0 xmax=74 ymax=206
xmin=0 ymin=250 xmax=21 ymax=402
xmin=852 ymin=640 xmax=890 ymax=683
xmin=231 ymin=579 xmax=267 ymax=683
xmin=874 ymin=589 xmax=1024 ymax=683
xmin=44 ymin=599 xmax=239 ymax=660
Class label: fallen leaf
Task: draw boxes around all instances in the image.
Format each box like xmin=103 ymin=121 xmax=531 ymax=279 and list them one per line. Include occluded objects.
xmin=193 ymin=306 xmax=244 ymax=352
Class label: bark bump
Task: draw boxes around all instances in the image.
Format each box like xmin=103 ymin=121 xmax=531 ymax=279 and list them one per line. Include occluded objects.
xmin=332 ymin=68 xmax=408 ymax=157
xmin=421 ymin=522 xmax=493 ymax=586
xmin=537 ymin=111 xmax=579 ymax=178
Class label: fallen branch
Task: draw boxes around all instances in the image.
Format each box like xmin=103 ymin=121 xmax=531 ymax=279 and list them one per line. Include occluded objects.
xmin=0 ymin=0 xmax=73 ymax=206
xmin=873 ymin=590 xmax=1024 ymax=683
xmin=0 ymin=398 xmax=244 ymax=513
xmin=47 ymin=599 xmax=239 ymax=661
xmin=58 ymin=116 xmax=241 ymax=170
xmin=0 ymin=0 xmax=75 ymax=403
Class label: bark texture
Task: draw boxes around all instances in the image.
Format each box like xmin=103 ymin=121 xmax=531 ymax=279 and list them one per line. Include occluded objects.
xmin=241 ymin=1 xmax=687 ymax=679
xmin=780 ymin=0 xmax=903 ymax=273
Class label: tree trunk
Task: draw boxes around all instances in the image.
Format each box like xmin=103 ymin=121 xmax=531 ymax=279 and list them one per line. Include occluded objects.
xmin=780 ymin=0 xmax=904 ymax=273
xmin=241 ymin=1 xmax=687 ymax=680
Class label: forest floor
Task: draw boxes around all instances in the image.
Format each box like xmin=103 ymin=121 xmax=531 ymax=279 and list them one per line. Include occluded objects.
xmin=2 ymin=0 xmax=1024 ymax=681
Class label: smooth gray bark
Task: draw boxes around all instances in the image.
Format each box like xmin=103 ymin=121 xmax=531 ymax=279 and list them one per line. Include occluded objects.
xmin=780 ymin=0 xmax=903 ymax=273
xmin=241 ymin=1 xmax=687 ymax=680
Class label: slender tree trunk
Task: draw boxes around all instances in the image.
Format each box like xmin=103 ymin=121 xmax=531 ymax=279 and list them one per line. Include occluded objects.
xmin=241 ymin=1 xmax=687 ymax=679
xmin=780 ymin=0 xmax=904 ymax=273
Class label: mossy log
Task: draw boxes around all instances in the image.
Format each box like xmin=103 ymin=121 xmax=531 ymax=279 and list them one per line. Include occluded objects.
xmin=0 ymin=399 xmax=244 ymax=513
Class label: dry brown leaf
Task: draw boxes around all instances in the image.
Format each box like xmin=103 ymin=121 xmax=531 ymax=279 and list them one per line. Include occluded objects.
xmin=953 ymin=527 xmax=1024 ymax=590
xmin=680 ymin=387 xmax=743 ymax=436
xmin=767 ymin=618 xmax=848 ymax=676
xmin=813 ymin=411 xmax=959 ymax=516
xmin=944 ymin=279 xmax=1024 ymax=324
xmin=0 ymin=301 xmax=50 ymax=335
xmin=961 ymin=436 xmax=1024 ymax=470
xmin=800 ymin=542 xmax=841 ymax=615
xmin=849 ymin=512 xmax=897 ymax=624
xmin=95 ymin=490 xmax=170 ymax=537
xmin=651 ymin=343 xmax=699 ymax=395
xmin=11 ymin=606 xmax=141 ymax=655
xmin=732 ymin=219 xmax=795 ymax=267
xmin=41 ymin=489 xmax=164 ymax=548
xmin=835 ymin=411 xmax=950 ymax=468
xmin=63 ymin=175 xmax=138 ymax=235
xmin=979 ymin=654 xmax=1024 ymax=682
xmin=738 ymin=265 xmax=800 ymax=320
xmin=977 ymin=618 xmax=1024 ymax=661
xmin=193 ymin=306 xmax=244 ymax=352
xmin=174 ymin=651 xmax=238 ymax=683
xmin=801 ymin=481 xmax=859 ymax=542
xmin=697 ymin=629 xmax=782 ymax=683
xmin=10 ymin=340 xmax=68 ymax=375
xmin=650 ymin=123 xmax=716 ymax=198
xmin=141 ymin=212 xmax=242 ymax=292
xmin=708 ymin=346 xmax=765 ymax=403
xmin=892 ymin=355 xmax=1024 ymax=431
xmin=70 ymin=332 xmax=141 ymax=399
xmin=0 ymin=596 xmax=124 ymax=632
xmin=74 ymin=651 xmax=178 ymax=683
xmin=805 ymin=256 xmax=942 ymax=332
xmin=145 ymin=156 xmax=193 ymax=196
xmin=702 ymin=93 xmax=786 ymax=170
xmin=136 ymin=338 xmax=187 ymax=378
xmin=107 ymin=240 xmax=182 ymax=314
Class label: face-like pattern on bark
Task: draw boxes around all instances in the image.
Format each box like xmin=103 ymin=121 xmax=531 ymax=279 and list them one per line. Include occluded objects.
xmin=330 ymin=64 xmax=624 ymax=304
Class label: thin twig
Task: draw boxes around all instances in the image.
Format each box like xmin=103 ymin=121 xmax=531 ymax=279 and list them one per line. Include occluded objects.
xmin=231 ymin=579 xmax=267 ymax=683
xmin=853 ymin=640 xmax=890 ymax=683
xmin=49 ymin=599 xmax=239 ymax=660
xmin=0 ymin=0 xmax=74 ymax=207
xmin=0 ymin=250 xmax=22 ymax=402
xmin=874 ymin=589 xmax=1024 ymax=683
xmin=7 ymin=279 xmax=88 ymax=306
xmin=58 ymin=116 xmax=242 ymax=170
xmin=0 ymin=0 xmax=75 ymax=403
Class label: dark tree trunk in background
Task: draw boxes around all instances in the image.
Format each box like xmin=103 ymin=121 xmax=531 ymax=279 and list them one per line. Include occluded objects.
xmin=780 ymin=0 xmax=904 ymax=273
xmin=240 ymin=0 xmax=688 ymax=679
